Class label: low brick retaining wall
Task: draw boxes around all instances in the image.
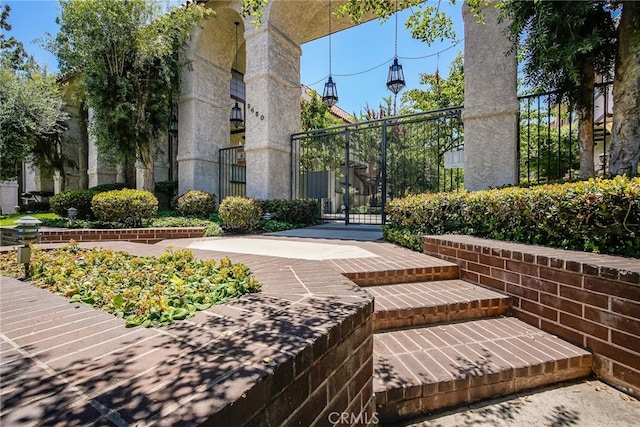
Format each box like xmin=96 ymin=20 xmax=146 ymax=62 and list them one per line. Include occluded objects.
xmin=423 ymin=235 xmax=640 ymax=398
xmin=0 ymin=240 xmax=376 ymax=425
xmin=0 ymin=226 xmax=206 ymax=246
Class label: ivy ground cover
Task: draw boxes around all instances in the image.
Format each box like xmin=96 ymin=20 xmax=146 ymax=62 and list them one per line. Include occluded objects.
xmin=0 ymin=242 xmax=261 ymax=327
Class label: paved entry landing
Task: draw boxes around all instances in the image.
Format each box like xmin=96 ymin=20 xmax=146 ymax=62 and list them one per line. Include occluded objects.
xmin=187 ymin=237 xmax=378 ymax=260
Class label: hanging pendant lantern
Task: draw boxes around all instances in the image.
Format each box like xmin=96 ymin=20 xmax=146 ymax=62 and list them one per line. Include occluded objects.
xmin=230 ymin=101 xmax=243 ymax=129
xmin=386 ymin=57 xmax=405 ymax=95
xmin=322 ymin=76 xmax=338 ymax=108
xmin=386 ymin=0 xmax=405 ymax=96
xmin=322 ymin=0 xmax=338 ymax=108
xmin=230 ymin=22 xmax=244 ymax=129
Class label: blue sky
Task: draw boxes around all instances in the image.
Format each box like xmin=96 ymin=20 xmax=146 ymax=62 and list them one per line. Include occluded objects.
xmin=3 ymin=0 xmax=463 ymax=115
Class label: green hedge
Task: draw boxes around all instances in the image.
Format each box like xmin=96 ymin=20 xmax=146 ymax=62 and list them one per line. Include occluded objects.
xmin=384 ymin=176 xmax=640 ymax=258
xmin=176 ymin=190 xmax=216 ymax=218
xmin=256 ymin=199 xmax=321 ymax=225
xmin=92 ymin=189 xmax=158 ymax=227
xmin=49 ymin=190 xmax=98 ymax=220
xmin=219 ymin=196 xmax=262 ymax=231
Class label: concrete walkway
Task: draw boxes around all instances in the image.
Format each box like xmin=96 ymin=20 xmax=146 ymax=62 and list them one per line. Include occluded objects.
xmin=390 ymin=379 xmax=640 ymax=427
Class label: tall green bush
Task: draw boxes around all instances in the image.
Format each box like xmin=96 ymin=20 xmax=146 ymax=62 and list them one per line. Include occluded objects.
xmin=256 ymin=199 xmax=321 ymax=225
xmin=91 ymin=189 xmax=158 ymax=227
xmin=219 ymin=197 xmax=262 ymax=231
xmin=384 ymin=176 xmax=640 ymax=257
xmin=176 ymin=190 xmax=216 ymax=218
xmin=49 ymin=190 xmax=98 ymax=219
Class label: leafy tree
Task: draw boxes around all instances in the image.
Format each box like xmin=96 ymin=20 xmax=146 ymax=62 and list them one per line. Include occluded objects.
xmin=301 ymin=89 xmax=343 ymax=131
xmin=0 ymin=5 xmax=68 ymax=183
xmin=0 ymin=4 xmax=27 ymax=69
xmin=499 ymin=1 xmax=617 ymax=180
xmin=609 ymin=1 xmax=640 ymax=176
xmin=402 ymin=52 xmax=464 ymax=112
xmin=50 ymin=0 xmax=211 ymax=191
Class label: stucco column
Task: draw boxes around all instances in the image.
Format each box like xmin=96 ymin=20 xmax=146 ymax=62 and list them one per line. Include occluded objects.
xmin=243 ymin=24 xmax=301 ymax=200
xmin=177 ymin=55 xmax=232 ymax=196
xmin=462 ymin=3 xmax=519 ymax=191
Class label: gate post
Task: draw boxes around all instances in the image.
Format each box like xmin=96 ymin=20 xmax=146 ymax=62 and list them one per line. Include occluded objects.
xmin=462 ymin=2 xmax=519 ymax=191
xmin=381 ymin=120 xmax=388 ymax=224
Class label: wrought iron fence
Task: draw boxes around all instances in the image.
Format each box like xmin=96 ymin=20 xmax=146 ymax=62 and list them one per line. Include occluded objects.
xmin=518 ymin=82 xmax=612 ymax=184
xmin=291 ymin=107 xmax=464 ymax=224
xmin=219 ymin=146 xmax=246 ymax=202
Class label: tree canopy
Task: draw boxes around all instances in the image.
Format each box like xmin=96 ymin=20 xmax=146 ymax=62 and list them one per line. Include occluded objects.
xmin=301 ymin=89 xmax=345 ymax=131
xmin=50 ymin=0 xmax=211 ymax=190
xmin=0 ymin=4 xmax=68 ymax=182
xmin=402 ymin=51 xmax=464 ymax=112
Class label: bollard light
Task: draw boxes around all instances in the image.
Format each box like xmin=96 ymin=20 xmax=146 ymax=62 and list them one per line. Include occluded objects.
xmin=68 ymin=207 xmax=78 ymax=226
xmin=14 ymin=216 xmax=41 ymax=278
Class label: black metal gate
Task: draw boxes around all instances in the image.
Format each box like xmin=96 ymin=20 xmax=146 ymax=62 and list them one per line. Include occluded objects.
xmin=219 ymin=146 xmax=246 ymax=202
xmin=291 ymin=107 xmax=464 ymax=224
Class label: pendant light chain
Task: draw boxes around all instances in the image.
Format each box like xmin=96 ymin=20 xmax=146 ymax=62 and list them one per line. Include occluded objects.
xmin=394 ymin=0 xmax=399 ymax=58
xmin=386 ymin=0 xmax=406 ymax=97
xmin=322 ymin=0 xmax=338 ymax=107
xmin=328 ymin=0 xmax=332 ymax=77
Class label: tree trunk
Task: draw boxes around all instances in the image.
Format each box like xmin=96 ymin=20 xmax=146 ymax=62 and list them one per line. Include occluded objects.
xmin=78 ymin=103 xmax=89 ymax=189
xmin=136 ymin=142 xmax=154 ymax=192
xmin=609 ymin=1 xmax=640 ymax=176
xmin=577 ymin=62 xmax=596 ymax=179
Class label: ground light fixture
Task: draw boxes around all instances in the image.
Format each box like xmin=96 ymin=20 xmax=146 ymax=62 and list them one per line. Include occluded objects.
xmin=68 ymin=207 xmax=78 ymax=226
xmin=386 ymin=0 xmax=405 ymax=96
xmin=230 ymin=21 xmax=244 ymax=129
xmin=322 ymin=0 xmax=338 ymax=108
xmin=13 ymin=216 xmax=41 ymax=278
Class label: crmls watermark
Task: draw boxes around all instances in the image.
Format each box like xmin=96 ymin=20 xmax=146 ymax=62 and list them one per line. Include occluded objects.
xmin=328 ymin=411 xmax=380 ymax=425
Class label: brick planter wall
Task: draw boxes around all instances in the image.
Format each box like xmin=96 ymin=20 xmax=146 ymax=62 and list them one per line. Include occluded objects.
xmin=0 ymin=226 xmax=206 ymax=246
xmin=423 ymin=235 xmax=640 ymax=398
xmin=209 ymin=299 xmax=375 ymax=426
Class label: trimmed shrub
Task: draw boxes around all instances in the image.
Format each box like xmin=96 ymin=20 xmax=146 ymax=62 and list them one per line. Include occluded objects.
xmin=219 ymin=196 xmax=262 ymax=231
xmin=89 ymin=183 xmax=130 ymax=192
xmin=256 ymin=199 xmax=321 ymax=225
xmin=50 ymin=190 xmax=98 ymax=220
xmin=91 ymin=189 xmax=158 ymax=227
xmin=149 ymin=216 xmax=223 ymax=237
xmin=384 ymin=176 xmax=640 ymax=258
xmin=176 ymin=190 xmax=216 ymax=218
xmin=258 ymin=219 xmax=297 ymax=233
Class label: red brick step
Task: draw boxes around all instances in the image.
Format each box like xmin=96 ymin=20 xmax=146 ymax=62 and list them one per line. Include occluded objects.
xmin=373 ymin=316 xmax=592 ymax=422
xmin=368 ymin=279 xmax=511 ymax=331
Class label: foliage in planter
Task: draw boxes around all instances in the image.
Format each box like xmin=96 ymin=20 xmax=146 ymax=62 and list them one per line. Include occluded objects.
xmin=150 ymin=216 xmax=223 ymax=237
xmin=0 ymin=242 xmax=261 ymax=327
xmin=257 ymin=219 xmax=297 ymax=233
xmin=49 ymin=189 xmax=98 ymax=219
xmin=256 ymin=199 xmax=321 ymax=225
xmin=219 ymin=196 xmax=262 ymax=231
xmin=91 ymin=189 xmax=158 ymax=227
xmin=384 ymin=176 xmax=640 ymax=257
xmin=89 ymin=183 xmax=130 ymax=192
xmin=176 ymin=190 xmax=216 ymax=218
